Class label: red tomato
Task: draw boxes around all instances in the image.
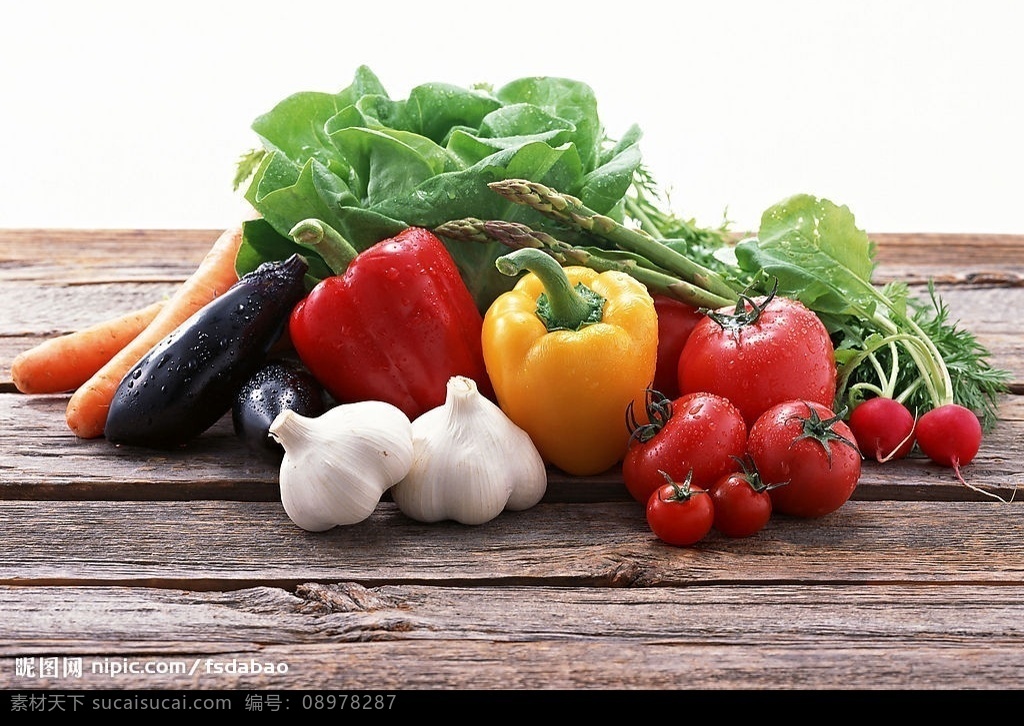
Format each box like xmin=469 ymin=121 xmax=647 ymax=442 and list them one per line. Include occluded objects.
xmin=747 ymin=400 xmax=862 ymax=518
xmin=645 ymin=473 xmax=714 ymax=547
xmin=652 ymin=295 xmax=704 ymax=400
xmin=709 ymin=468 xmax=773 ymax=538
xmin=623 ymin=390 xmax=748 ymax=505
xmin=677 ymin=292 xmax=837 ymax=428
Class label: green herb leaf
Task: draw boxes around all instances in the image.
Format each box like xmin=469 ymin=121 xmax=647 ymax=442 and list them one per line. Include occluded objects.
xmin=735 ymin=194 xmax=878 ymax=318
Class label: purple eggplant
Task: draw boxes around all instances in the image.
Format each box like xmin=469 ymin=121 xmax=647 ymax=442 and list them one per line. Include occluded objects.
xmin=104 ymin=254 xmax=308 ymax=448
xmin=233 ymin=359 xmax=326 ymax=453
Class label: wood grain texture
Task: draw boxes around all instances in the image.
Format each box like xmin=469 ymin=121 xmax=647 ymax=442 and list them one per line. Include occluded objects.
xmin=1 ymin=229 xmax=1022 ymax=693
xmin=1 ymin=499 xmax=1022 ymax=587
xmin=4 ymin=232 xmax=1021 ymax=390
xmin=3 ymin=582 xmax=1023 ymax=689
xmin=0 ymin=394 xmax=1020 ymax=501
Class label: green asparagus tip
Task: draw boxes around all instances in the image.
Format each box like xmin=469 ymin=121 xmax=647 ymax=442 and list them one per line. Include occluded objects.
xmin=289 ymin=218 xmax=325 ymax=246
xmin=435 ymin=218 xmax=489 ymax=243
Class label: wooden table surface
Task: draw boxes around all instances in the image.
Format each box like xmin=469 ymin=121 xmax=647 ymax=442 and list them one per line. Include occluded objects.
xmin=1 ymin=228 xmax=1022 ymax=693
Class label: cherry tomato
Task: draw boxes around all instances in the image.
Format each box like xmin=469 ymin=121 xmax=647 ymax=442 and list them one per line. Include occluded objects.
xmin=623 ymin=390 xmax=748 ymax=505
xmin=747 ymin=400 xmax=862 ymax=519
xmin=652 ymin=295 xmax=704 ymax=400
xmin=677 ymin=288 xmax=837 ymax=428
xmin=709 ymin=466 xmax=773 ymax=538
xmin=848 ymin=396 xmax=916 ymax=462
xmin=645 ymin=472 xmax=714 ymax=547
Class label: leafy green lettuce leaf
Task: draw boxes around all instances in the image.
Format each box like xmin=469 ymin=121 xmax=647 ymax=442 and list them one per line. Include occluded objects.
xmin=236 ymin=66 xmax=644 ymax=309
xmin=735 ymin=194 xmax=879 ymax=318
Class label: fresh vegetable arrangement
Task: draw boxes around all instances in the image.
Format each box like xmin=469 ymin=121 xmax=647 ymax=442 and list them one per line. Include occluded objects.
xmin=9 ymin=66 xmax=1012 ymax=541
xmin=233 ymin=360 xmax=327 ymax=453
xmin=622 ymin=390 xmax=747 ymax=505
xmin=676 ymin=285 xmax=837 ymax=428
xmin=390 ymin=375 xmax=547 ymax=526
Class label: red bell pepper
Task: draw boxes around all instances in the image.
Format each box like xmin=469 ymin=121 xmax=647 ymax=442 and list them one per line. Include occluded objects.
xmin=652 ymin=294 xmax=704 ymax=400
xmin=288 ymin=221 xmax=493 ymax=420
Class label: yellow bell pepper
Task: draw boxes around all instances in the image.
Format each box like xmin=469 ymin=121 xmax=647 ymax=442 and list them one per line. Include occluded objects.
xmin=482 ymin=248 xmax=658 ymax=476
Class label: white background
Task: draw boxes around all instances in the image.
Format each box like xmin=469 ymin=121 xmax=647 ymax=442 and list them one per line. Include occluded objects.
xmin=1 ymin=0 xmax=1021 ymax=235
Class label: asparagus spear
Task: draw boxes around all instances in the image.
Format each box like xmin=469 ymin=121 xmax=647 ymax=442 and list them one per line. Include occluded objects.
xmin=435 ymin=218 xmax=735 ymax=310
xmin=487 ymin=179 xmax=741 ymax=302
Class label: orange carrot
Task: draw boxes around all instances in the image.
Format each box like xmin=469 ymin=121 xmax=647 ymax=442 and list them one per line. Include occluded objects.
xmin=65 ymin=226 xmax=244 ymax=439
xmin=11 ymin=300 xmax=166 ymax=394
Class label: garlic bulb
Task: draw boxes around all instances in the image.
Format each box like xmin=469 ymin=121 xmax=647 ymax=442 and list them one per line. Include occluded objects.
xmin=268 ymin=400 xmax=413 ymax=532
xmin=391 ymin=375 xmax=547 ymax=525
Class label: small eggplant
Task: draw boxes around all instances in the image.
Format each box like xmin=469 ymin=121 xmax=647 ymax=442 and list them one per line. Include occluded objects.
xmin=104 ymin=254 xmax=309 ymax=448
xmin=233 ymin=359 xmax=327 ymax=453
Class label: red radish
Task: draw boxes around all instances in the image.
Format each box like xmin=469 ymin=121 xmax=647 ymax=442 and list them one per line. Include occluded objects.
xmin=914 ymin=403 xmax=1002 ymax=499
xmin=916 ymin=403 xmax=982 ymax=469
xmin=849 ymin=397 xmax=916 ymax=463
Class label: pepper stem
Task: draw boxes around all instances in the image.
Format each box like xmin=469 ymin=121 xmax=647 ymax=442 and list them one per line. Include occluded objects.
xmin=289 ymin=218 xmax=359 ymax=275
xmin=496 ymin=248 xmax=605 ymax=332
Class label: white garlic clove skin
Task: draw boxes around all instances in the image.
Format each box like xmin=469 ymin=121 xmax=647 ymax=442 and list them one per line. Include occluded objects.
xmin=391 ymin=375 xmax=547 ymax=525
xmin=501 ymin=425 xmax=548 ymax=512
xmin=397 ymin=415 xmax=513 ymax=525
xmin=268 ymin=401 xmax=414 ymax=532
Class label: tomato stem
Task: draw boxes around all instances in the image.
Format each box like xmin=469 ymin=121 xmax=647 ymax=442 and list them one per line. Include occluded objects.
xmin=704 ymin=279 xmax=779 ymax=332
xmin=657 ymin=469 xmax=703 ymax=502
xmin=791 ymin=404 xmax=861 ymax=466
xmin=626 ymin=389 xmax=674 ymax=444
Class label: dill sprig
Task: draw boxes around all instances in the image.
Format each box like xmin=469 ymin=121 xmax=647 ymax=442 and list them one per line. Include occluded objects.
xmin=912 ymin=282 xmax=1010 ymax=431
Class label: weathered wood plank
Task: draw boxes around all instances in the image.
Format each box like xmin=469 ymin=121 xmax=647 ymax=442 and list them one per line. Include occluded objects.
xmin=1 ymin=229 xmax=1021 ymax=694
xmin=3 ymin=263 xmax=1020 ymax=395
xmin=871 ymin=232 xmax=1024 ymax=280
xmin=1 ymin=499 xmax=1021 ymax=587
xmin=6 ymin=641 xmax=1023 ymax=690
xmin=3 ymin=393 xmax=1018 ymax=502
xmin=2 ymin=582 xmax=1023 ymax=689
xmin=3 ymin=279 xmax=1018 ymax=338
xmin=0 ymin=282 xmax=179 ymax=338
xmin=0 ymin=229 xmax=222 ymax=283
xmin=4 ymin=310 xmax=1020 ymax=396
xmin=2 ymin=232 xmax=1021 ymax=401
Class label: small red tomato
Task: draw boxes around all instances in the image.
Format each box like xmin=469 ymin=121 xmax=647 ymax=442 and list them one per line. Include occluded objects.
xmin=677 ymin=288 xmax=837 ymax=428
xmin=709 ymin=466 xmax=773 ymax=538
xmin=623 ymin=390 xmax=748 ymax=505
xmin=646 ymin=472 xmax=714 ymax=547
xmin=748 ymin=400 xmax=862 ymax=519
xmin=652 ymin=295 xmax=704 ymax=400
